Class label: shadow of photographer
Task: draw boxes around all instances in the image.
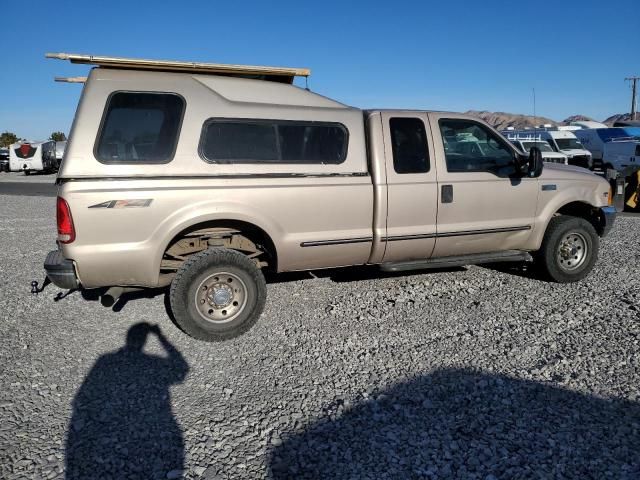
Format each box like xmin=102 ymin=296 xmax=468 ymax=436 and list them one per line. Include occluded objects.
xmin=65 ymin=322 xmax=189 ymax=479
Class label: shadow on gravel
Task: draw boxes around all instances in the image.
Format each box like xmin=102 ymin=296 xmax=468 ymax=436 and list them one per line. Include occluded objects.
xmin=269 ymin=368 xmax=640 ymax=479
xmin=480 ymin=262 xmax=546 ymax=281
xmin=65 ymin=322 xmax=189 ymax=479
xmin=80 ymin=287 xmax=168 ymax=312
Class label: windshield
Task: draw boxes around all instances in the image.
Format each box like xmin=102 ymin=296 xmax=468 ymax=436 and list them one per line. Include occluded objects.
xmin=522 ymin=141 xmax=554 ymax=152
xmin=555 ymin=138 xmax=584 ymax=150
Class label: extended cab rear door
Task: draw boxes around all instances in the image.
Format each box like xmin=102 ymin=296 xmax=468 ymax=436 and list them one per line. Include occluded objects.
xmin=374 ymin=112 xmax=438 ymax=263
xmin=428 ymin=113 xmax=538 ymax=257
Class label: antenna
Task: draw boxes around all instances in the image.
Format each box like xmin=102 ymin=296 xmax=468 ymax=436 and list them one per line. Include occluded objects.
xmin=626 ymin=76 xmax=639 ymax=121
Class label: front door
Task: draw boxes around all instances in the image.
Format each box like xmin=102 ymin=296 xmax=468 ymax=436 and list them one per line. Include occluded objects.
xmin=429 ymin=114 xmax=538 ymax=258
xmin=380 ymin=112 xmax=439 ymax=263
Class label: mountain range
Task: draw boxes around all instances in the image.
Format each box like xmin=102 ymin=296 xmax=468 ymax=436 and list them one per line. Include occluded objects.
xmin=464 ymin=111 xmax=636 ymax=130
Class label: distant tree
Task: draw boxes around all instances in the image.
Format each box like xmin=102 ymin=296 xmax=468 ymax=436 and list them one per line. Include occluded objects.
xmin=0 ymin=131 xmax=19 ymax=148
xmin=50 ymin=131 xmax=67 ymax=142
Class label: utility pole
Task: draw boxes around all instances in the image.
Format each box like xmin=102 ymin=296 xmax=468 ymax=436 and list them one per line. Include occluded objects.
xmin=626 ymin=76 xmax=639 ymax=120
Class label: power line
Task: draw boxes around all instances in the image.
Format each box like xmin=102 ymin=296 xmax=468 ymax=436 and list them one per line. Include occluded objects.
xmin=625 ymin=76 xmax=639 ymax=121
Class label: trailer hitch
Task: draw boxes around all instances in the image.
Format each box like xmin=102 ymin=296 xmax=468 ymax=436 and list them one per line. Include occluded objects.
xmin=31 ymin=277 xmax=51 ymax=295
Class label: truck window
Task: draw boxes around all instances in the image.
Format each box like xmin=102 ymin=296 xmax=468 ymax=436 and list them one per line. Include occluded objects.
xmin=200 ymin=119 xmax=348 ymax=164
xmin=95 ymin=92 xmax=184 ymax=164
xmin=389 ymin=118 xmax=430 ymax=174
xmin=439 ymin=119 xmax=514 ymax=173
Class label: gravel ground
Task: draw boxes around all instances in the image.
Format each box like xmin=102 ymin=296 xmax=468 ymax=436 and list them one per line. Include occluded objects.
xmin=0 ymin=172 xmax=57 ymax=183
xmin=0 ymin=194 xmax=639 ymax=479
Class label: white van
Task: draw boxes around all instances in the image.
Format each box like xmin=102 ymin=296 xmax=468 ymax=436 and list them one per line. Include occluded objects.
xmin=502 ymin=133 xmax=568 ymax=164
xmin=602 ymin=140 xmax=640 ymax=171
xmin=574 ymin=127 xmax=640 ymax=169
xmin=505 ymin=129 xmax=592 ymax=169
xmin=8 ymin=140 xmax=57 ymax=174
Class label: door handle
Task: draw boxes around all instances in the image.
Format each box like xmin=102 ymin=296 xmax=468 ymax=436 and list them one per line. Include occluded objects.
xmin=441 ymin=184 xmax=453 ymax=203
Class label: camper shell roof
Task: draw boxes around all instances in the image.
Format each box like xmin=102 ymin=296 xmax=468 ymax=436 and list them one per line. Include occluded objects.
xmin=46 ymin=52 xmax=310 ymax=84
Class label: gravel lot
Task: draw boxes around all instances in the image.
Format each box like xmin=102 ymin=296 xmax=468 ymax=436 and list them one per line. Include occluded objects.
xmin=1 ymin=193 xmax=639 ymax=479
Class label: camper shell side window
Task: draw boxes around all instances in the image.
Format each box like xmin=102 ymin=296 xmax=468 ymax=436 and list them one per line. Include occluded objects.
xmin=94 ymin=91 xmax=185 ymax=164
xmin=198 ymin=118 xmax=349 ymax=165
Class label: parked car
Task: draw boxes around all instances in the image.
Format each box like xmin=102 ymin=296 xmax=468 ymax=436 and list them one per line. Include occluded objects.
xmin=9 ymin=140 xmax=57 ymax=174
xmin=0 ymin=148 xmax=9 ymax=172
xmin=43 ymin=53 xmax=616 ymax=341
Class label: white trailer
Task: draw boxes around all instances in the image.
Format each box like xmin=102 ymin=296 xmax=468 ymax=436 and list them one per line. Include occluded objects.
xmin=9 ymin=140 xmax=57 ymax=174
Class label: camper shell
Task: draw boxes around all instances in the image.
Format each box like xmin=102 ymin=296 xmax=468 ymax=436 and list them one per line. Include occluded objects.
xmin=9 ymin=140 xmax=57 ymax=174
xmin=42 ymin=53 xmax=616 ymax=341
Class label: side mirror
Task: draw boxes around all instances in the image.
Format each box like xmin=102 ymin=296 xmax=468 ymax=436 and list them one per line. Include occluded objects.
xmin=526 ymin=147 xmax=544 ymax=178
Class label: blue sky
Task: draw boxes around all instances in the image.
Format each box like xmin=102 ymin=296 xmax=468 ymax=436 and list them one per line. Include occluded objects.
xmin=1 ymin=0 xmax=638 ymax=140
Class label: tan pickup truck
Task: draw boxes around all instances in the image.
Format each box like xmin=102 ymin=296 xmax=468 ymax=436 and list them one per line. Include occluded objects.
xmin=43 ymin=53 xmax=616 ymax=341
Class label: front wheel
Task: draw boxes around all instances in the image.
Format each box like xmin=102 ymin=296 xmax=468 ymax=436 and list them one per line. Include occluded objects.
xmin=169 ymin=248 xmax=267 ymax=341
xmin=536 ymin=216 xmax=599 ymax=283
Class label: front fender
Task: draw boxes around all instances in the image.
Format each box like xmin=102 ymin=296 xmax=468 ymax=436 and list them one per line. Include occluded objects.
xmin=526 ymin=181 xmax=608 ymax=250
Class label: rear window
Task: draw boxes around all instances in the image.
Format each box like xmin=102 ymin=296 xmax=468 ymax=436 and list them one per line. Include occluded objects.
xmin=389 ymin=118 xmax=430 ymax=174
xmin=95 ymin=92 xmax=185 ymax=164
xmin=199 ymin=119 xmax=348 ymax=164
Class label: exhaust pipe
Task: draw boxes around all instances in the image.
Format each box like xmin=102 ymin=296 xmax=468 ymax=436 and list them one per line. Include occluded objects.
xmin=101 ymin=287 xmax=124 ymax=307
xmin=100 ymin=287 xmax=142 ymax=307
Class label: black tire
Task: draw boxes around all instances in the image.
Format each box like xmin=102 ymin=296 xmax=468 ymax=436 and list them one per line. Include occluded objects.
xmin=169 ymin=248 xmax=267 ymax=341
xmin=24 ymin=170 xmax=30 ymax=176
xmin=536 ymin=216 xmax=599 ymax=283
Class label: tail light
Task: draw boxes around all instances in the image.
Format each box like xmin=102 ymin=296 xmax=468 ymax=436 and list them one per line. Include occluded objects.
xmin=57 ymin=196 xmax=75 ymax=244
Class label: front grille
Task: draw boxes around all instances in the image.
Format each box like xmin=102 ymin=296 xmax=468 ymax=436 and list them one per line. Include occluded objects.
xmin=569 ymin=155 xmax=590 ymax=168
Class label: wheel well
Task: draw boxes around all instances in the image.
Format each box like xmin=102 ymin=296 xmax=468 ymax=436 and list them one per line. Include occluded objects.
xmin=161 ymin=220 xmax=278 ymax=275
xmin=554 ymin=201 xmax=604 ymax=236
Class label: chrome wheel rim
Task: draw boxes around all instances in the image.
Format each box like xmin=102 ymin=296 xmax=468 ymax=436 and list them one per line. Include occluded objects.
xmin=557 ymin=231 xmax=588 ymax=272
xmin=195 ymin=272 xmax=247 ymax=324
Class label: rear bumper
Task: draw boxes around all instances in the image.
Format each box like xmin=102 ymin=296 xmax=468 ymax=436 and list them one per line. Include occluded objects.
xmin=44 ymin=250 xmax=79 ymax=289
xmin=599 ymin=206 xmax=616 ymax=238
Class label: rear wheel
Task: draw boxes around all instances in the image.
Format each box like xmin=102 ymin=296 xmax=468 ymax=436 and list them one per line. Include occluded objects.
xmin=24 ymin=170 xmax=30 ymax=176
xmin=536 ymin=216 xmax=599 ymax=283
xmin=169 ymin=248 xmax=266 ymax=341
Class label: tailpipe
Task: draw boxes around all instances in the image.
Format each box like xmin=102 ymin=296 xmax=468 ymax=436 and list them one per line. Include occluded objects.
xmin=100 ymin=287 xmax=141 ymax=307
xmin=101 ymin=287 xmax=124 ymax=307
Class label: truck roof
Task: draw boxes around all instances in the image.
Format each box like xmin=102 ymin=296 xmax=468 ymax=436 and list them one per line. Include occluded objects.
xmin=46 ymin=52 xmax=310 ymax=84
